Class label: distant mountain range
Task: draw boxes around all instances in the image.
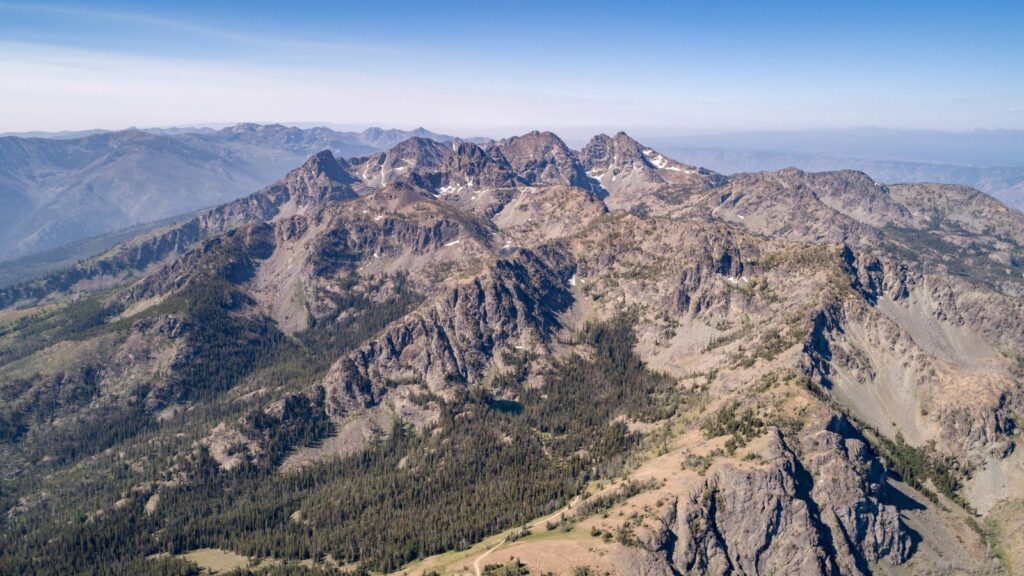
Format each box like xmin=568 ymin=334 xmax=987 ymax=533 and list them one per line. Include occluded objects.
xmin=0 ymin=124 xmax=462 ymax=261
xmin=3 ymin=124 xmax=1022 ymax=267
xmin=653 ymin=145 xmax=1024 ymax=212
xmin=645 ymin=128 xmax=1024 ymax=167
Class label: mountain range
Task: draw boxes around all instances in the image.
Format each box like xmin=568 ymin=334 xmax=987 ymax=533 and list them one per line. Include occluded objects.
xmin=0 ymin=124 xmax=458 ymax=262
xmin=652 ymin=146 xmax=1024 ymax=212
xmin=1 ymin=130 xmax=1023 ymax=575
xmin=5 ymin=124 xmax=1023 ymax=270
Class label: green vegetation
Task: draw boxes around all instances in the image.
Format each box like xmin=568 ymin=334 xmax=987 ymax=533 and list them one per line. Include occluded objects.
xmin=479 ymin=557 xmax=584 ymax=576
xmin=567 ymin=478 xmax=660 ymax=521
xmin=701 ymin=400 xmax=766 ymax=442
xmin=0 ymin=254 xmax=426 ymax=574
xmin=700 ymin=393 xmax=805 ymax=454
xmin=681 ymin=452 xmax=715 ymax=474
xmin=882 ymin=224 xmax=1024 ymax=286
xmin=868 ymin=431 xmax=969 ymax=507
xmin=0 ymin=315 xmax=680 ymax=574
xmin=703 ymin=327 xmax=745 ymax=353
xmin=483 ymin=558 xmax=530 ymax=576
xmin=0 ymin=295 xmax=116 ymax=366
xmin=571 ymin=566 xmax=609 ymax=576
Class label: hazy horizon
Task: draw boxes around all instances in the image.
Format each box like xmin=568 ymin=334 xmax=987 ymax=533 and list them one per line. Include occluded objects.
xmin=2 ymin=0 xmax=1021 ymax=137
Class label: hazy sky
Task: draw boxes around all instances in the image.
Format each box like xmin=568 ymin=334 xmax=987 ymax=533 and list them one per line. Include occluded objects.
xmin=1 ymin=0 xmax=1022 ymax=139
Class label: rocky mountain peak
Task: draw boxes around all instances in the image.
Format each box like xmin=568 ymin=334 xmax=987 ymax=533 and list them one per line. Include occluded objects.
xmin=611 ymin=130 xmax=643 ymax=148
xmin=278 ymin=150 xmax=357 ymax=207
xmin=352 ymin=137 xmax=453 ymax=187
xmin=580 ymin=131 xmax=680 ymax=174
xmin=291 ymin=150 xmax=354 ymax=185
xmin=501 ymin=130 xmax=573 ymax=153
xmin=444 ymin=140 xmax=518 ymax=189
xmin=576 ymin=131 xmax=733 ymax=213
xmin=496 ymin=130 xmax=588 ymax=187
xmin=385 ymin=136 xmax=451 ymax=165
xmin=580 ymin=132 xmax=643 ymax=169
xmin=578 ymin=133 xmax=612 ymax=167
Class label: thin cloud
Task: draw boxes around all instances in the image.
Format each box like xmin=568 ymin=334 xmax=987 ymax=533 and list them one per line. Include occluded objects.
xmin=0 ymin=2 xmax=403 ymax=57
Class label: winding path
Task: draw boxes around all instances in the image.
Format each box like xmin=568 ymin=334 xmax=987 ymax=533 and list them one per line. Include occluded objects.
xmin=471 ymin=498 xmax=578 ymax=576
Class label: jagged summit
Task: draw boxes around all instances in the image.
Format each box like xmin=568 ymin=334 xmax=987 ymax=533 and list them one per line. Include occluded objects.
xmin=354 ymin=130 xmax=719 ymax=198
xmin=297 ymin=149 xmax=353 ymax=181
xmin=352 ymin=137 xmax=451 ymax=187
xmin=580 ymin=132 xmax=648 ymax=171
xmin=444 ymin=140 xmax=518 ymax=189
xmin=494 ymin=130 xmax=589 ymax=187
xmin=577 ymin=131 xmax=726 ymax=210
xmin=276 ymin=149 xmax=358 ymax=208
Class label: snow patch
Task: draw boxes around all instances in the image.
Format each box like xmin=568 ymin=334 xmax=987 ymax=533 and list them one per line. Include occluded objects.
xmin=643 ymin=149 xmax=670 ymax=169
xmin=717 ymin=273 xmax=739 ymax=285
xmin=443 ymin=239 xmax=461 ymax=247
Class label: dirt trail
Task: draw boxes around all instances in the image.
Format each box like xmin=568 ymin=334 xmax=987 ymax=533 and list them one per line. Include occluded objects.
xmin=472 ymin=498 xmax=577 ymax=576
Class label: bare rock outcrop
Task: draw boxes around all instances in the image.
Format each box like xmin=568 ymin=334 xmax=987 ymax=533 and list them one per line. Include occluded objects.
xmin=320 ymin=247 xmax=574 ymax=414
xmin=651 ymin=427 xmax=908 ymax=575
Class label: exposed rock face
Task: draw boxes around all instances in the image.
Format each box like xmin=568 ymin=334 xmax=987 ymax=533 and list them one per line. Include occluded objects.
xmin=656 ymin=427 xmax=908 ymax=576
xmin=494 ymin=131 xmax=590 ymax=188
xmin=802 ymin=253 xmax=1024 ymax=463
xmin=444 ymin=141 xmax=519 ymax=190
xmin=702 ymin=169 xmax=886 ymax=245
xmin=349 ymin=138 xmax=522 ymax=216
xmin=580 ymin=132 xmax=726 ymax=211
xmin=273 ymin=150 xmax=359 ymax=208
xmin=117 ymin=221 xmax=276 ymax=305
xmin=352 ymin=137 xmax=453 ymax=188
xmin=888 ymin=182 xmax=1024 ymax=247
xmin=492 ymin=184 xmax=607 ymax=247
xmin=350 ymin=137 xmax=517 ymax=191
xmin=804 ymin=419 xmax=911 ymax=568
xmin=674 ymin=245 xmax=752 ymax=317
xmin=202 ymin=422 xmax=262 ymax=471
xmin=320 ymin=247 xmax=573 ymax=414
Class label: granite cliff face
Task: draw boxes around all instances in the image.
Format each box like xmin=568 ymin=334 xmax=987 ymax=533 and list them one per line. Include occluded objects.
xmin=2 ymin=130 xmax=1022 ymax=575
xmin=661 ymin=427 xmax=908 ymax=576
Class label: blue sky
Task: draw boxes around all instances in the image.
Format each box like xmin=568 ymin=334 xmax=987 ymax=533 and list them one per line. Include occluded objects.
xmin=1 ymin=0 xmax=1021 ymax=138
